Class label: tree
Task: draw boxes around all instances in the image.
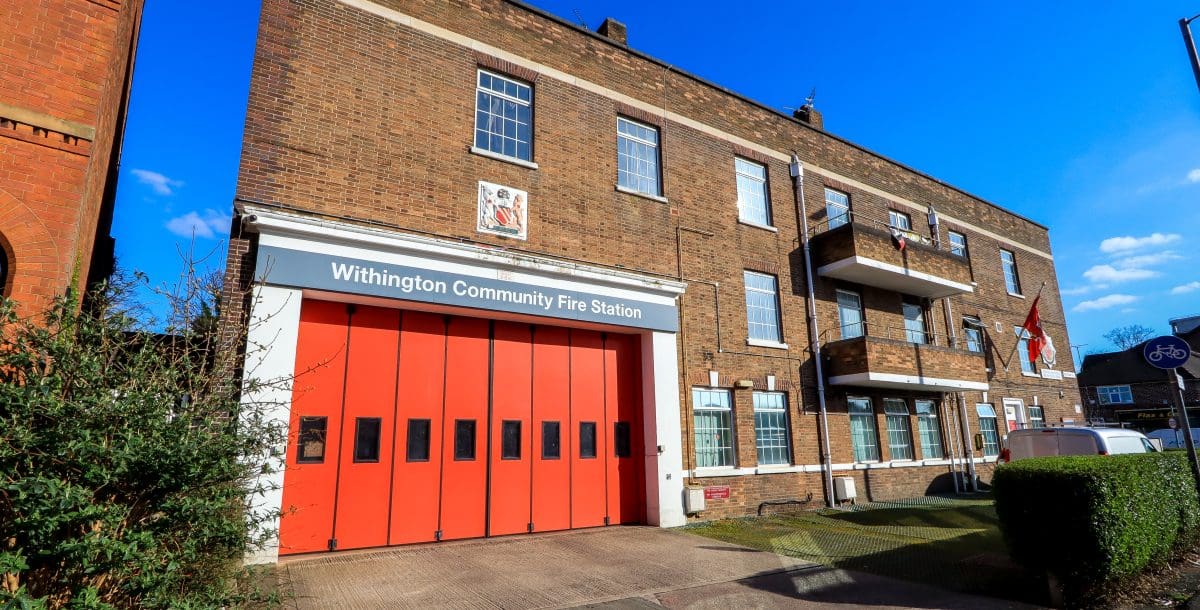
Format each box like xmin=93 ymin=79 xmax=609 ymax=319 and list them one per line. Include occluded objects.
xmin=1103 ymin=324 xmax=1156 ymax=351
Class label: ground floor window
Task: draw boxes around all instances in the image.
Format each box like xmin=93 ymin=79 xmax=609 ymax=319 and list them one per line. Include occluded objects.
xmin=849 ymin=397 xmax=880 ymax=462
xmin=976 ymin=404 xmax=1000 ymax=457
xmin=753 ymin=391 xmax=790 ymax=465
xmin=693 ymin=388 xmax=734 ymax=468
xmin=1028 ymin=405 xmax=1045 ymax=428
xmin=883 ymin=398 xmax=914 ymax=460
xmin=914 ymin=399 xmax=944 ymax=459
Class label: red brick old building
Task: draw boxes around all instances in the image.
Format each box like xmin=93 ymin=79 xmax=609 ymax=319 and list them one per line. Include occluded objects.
xmin=225 ymin=0 xmax=1081 ymax=562
xmin=0 ymin=0 xmax=144 ymax=312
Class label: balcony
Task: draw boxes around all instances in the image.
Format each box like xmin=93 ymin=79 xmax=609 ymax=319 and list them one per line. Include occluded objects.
xmin=809 ymin=214 xmax=973 ymax=298
xmin=822 ymin=323 xmax=988 ymax=392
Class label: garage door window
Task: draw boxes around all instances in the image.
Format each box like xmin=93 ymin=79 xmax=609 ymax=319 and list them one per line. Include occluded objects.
xmin=501 ymin=421 xmax=522 ymax=459
xmin=454 ymin=420 xmax=477 ymax=460
xmin=407 ymin=419 xmax=432 ymax=462
xmin=353 ymin=417 xmax=382 ymax=463
xmin=297 ymin=416 xmax=328 ymax=464
xmin=693 ymin=388 xmax=734 ymax=468
xmin=542 ymin=421 xmax=561 ymax=459
xmin=580 ymin=422 xmax=597 ymax=458
xmin=614 ymin=421 xmax=632 ymax=458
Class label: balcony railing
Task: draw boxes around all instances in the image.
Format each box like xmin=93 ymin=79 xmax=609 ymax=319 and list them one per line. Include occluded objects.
xmin=821 ymin=322 xmax=989 ymax=392
xmin=808 ymin=212 xmax=973 ymax=299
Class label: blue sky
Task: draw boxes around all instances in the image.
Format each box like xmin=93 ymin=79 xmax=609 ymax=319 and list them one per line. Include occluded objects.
xmin=113 ymin=1 xmax=1200 ymax=357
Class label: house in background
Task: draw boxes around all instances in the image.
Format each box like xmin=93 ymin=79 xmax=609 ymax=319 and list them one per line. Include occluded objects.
xmin=0 ymin=0 xmax=144 ymax=313
xmin=1077 ymin=315 xmax=1200 ymax=430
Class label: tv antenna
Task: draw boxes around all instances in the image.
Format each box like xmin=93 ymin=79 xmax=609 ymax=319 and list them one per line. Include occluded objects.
xmin=573 ymin=9 xmax=587 ymax=27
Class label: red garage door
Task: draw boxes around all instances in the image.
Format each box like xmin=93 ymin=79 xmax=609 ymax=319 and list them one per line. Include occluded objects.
xmin=278 ymin=300 xmax=645 ymax=555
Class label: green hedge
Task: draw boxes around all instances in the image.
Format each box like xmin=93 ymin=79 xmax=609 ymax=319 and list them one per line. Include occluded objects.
xmin=993 ymin=452 xmax=1200 ymax=600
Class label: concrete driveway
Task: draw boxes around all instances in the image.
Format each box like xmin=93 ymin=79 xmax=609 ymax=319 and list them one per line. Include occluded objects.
xmin=278 ymin=526 xmax=1040 ymax=609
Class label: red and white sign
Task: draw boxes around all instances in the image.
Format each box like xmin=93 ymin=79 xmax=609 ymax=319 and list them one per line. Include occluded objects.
xmin=704 ymin=486 xmax=731 ymax=500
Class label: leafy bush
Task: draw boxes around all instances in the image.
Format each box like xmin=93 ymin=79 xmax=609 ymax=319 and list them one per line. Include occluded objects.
xmin=993 ymin=452 xmax=1200 ymax=602
xmin=0 ymin=277 xmax=284 ymax=608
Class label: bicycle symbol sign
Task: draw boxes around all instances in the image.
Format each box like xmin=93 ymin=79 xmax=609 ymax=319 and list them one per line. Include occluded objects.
xmin=1143 ymin=335 xmax=1191 ymax=370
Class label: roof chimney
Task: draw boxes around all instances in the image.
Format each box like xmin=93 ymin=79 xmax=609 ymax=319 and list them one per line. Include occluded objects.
xmin=597 ymin=18 xmax=627 ymax=45
xmin=794 ymin=105 xmax=823 ymax=130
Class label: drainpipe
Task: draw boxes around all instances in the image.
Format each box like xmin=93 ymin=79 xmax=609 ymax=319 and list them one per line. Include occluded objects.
xmin=790 ymin=155 xmax=835 ymax=508
xmin=941 ymin=297 xmax=966 ymax=493
xmin=959 ymin=393 xmax=978 ymax=491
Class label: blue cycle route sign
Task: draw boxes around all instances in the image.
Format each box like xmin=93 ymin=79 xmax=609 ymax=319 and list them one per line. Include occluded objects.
xmin=1144 ymin=335 xmax=1192 ymax=370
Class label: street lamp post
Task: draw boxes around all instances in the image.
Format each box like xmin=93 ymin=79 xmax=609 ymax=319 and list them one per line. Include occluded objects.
xmin=1183 ymin=14 xmax=1200 ymax=94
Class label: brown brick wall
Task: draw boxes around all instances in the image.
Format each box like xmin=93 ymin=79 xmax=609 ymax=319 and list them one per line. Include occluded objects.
xmin=810 ymin=221 xmax=973 ymax=288
xmin=231 ymin=0 xmax=1077 ymax=516
xmin=0 ymin=0 xmax=143 ymax=313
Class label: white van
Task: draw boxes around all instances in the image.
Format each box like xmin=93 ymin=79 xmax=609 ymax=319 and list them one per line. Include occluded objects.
xmin=1146 ymin=428 xmax=1200 ymax=450
xmin=1002 ymin=427 xmax=1158 ymax=462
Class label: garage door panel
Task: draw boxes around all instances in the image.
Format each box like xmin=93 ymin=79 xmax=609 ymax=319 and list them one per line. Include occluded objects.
xmin=390 ymin=311 xmax=447 ymax=545
xmin=439 ymin=316 xmax=490 ymax=541
xmin=489 ymin=322 xmax=534 ymax=536
xmin=332 ymin=305 xmax=400 ymax=551
xmin=531 ymin=326 xmax=571 ymax=532
xmin=570 ymin=330 xmax=607 ymax=528
xmin=607 ymin=333 xmax=645 ymax=524
xmin=280 ymin=300 xmax=350 ymax=555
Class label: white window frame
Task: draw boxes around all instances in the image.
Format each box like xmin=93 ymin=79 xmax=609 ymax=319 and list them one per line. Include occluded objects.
xmin=963 ymin=317 xmax=984 ymax=353
xmin=1097 ymin=385 xmax=1134 ymax=405
xmin=849 ymin=397 xmax=880 ymax=462
xmin=914 ymin=400 xmax=944 ymax=459
xmin=735 ymin=158 xmax=771 ymax=227
xmin=744 ymin=271 xmax=783 ymax=344
xmin=948 ymin=230 xmax=967 ymax=257
xmin=837 ymin=289 xmax=864 ymax=340
xmin=903 ymin=301 xmax=927 ymax=345
xmin=616 ymin=117 xmax=662 ymax=197
xmin=693 ymin=388 xmax=734 ymax=468
xmin=888 ymin=210 xmax=912 ymax=231
xmin=1001 ymin=249 xmax=1022 ymax=295
xmin=976 ymin=404 xmax=1000 ymax=457
xmin=825 ymin=188 xmax=850 ymax=229
xmin=753 ymin=391 xmax=790 ymax=466
xmin=1015 ymin=326 xmax=1037 ymax=374
xmin=883 ymin=398 xmax=914 ymax=461
xmin=1028 ymin=405 xmax=1045 ymax=429
xmin=474 ymin=69 xmax=533 ymax=162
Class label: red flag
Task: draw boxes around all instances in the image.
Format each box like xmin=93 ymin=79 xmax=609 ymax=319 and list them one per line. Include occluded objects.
xmin=889 ymin=227 xmax=907 ymax=252
xmin=1021 ymin=296 xmax=1056 ymax=366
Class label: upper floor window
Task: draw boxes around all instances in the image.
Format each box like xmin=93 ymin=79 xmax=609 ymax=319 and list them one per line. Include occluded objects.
xmin=744 ymin=271 xmax=782 ymax=344
xmin=888 ymin=210 xmax=912 ymax=231
xmin=1015 ymin=326 xmax=1037 ymax=373
xmin=617 ymin=117 xmax=661 ymax=196
xmin=753 ymin=391 xmax=790 ymax=466
xmin=1000 ymin=249 xmax=1022 ymax=295
xmin=963 ymin=316 xmax=984 ymax=352
xmin=948 ymin=231 xmax=967 ymax=257
xmin=1097 ymin=385 xmax=1133 ymax=405
xmin=836 ymin=289 xmax=864 ymax=340
xmin=474 ymin=70 xmax=532 ymax=161
xmin=903 ymin=301 xmax=927 ymax=344
xmin=825 ymin=188 xmax=850 ymax=229
xmin=735 ymin=158 xmax=770 ymax=227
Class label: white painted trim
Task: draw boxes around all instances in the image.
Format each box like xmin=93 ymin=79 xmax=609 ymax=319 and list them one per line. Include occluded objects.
xmin=1007 ymin=292 xmax=1026 ymax=299
xmin=244 ymin=207 xmax=686 ymax=304
xmin=817 ymin=256 xmax=975 ymax=295
xmin=333 ymin=0 xmax=1055 ymax=262
xmin=241 ymin=285 xmax=304 ymax=565
xmin=614 ymin=184 xmax=669 ymax=204
xmin=746 ymin=338 xmax=789 ymax=350
xmin=469 ymin=146 xmax=540 ymax=170
xmin=737 ymin=219 xmax=779 ymax=233
xmin=690 ymin=467 xmax=751 ymax=478
xmin=1021 ymin=372 xmax=1042 ymax=378
xmin=828 ymin=371 xmax=989 ymax=392
xmin=644 ymin=331 xmax=686 ymax=527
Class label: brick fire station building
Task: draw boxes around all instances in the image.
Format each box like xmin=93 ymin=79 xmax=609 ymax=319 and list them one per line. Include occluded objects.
xmin=0 ymin=0 xmax=143 ymax=312
xmin=225 ymin=0 xmax=1081 ymax=563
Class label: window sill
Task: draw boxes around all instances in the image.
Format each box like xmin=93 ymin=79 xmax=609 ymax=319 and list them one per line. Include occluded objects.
xmin=737 ymin=219 xmax=778 ymax=233
xmin=1007 ymin=292 xmax=1025 ymax=299
xmin=690 ymin=467 xmax=745 ymax=478
xmin=754 ymin=464 xmax=801 ymax=474
xmin=747 ymin=338 xmax=789 ymax=350
xmin=1021 ymin=372 xmax=1041 ymax=378
xmin=615 ymin=184 xmax=668 ymax=204
xmin=469 ymin=146 xmax=539 ymax=170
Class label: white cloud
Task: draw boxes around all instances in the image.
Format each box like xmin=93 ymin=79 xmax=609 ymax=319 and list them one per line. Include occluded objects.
xmin=1113 ymin=251 xmax=1182 ymax=269
xmin=1082 ymin=265 xmax=1158 ymax=283
xmin=1098 ymin=233 xmax=1181 ymax=254
xmin=165 ymin=209 xmax=231 ymax=240
xmin=1188 ymin=168 xmax=1200 ymax=183
xmin=1061 ymin=286 xmax=1094 ymax=296
xmin=1171 ymin=281 xmax=1200 ymax=295
xmin=131 ymin=169 xmax=184 ymax=196
xmin=1073 ymin=294 xmax=1138 ymax=313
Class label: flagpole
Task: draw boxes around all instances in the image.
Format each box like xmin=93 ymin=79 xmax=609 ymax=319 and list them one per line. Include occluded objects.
xmin=1002 ymin=281 xmax=1048 ymax=372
